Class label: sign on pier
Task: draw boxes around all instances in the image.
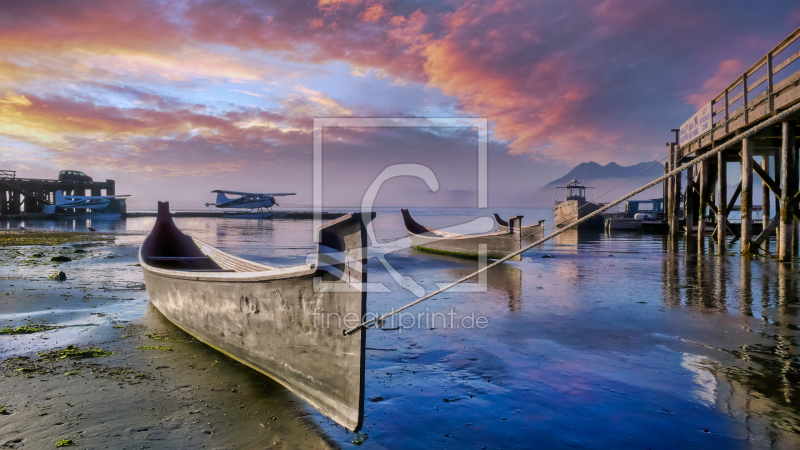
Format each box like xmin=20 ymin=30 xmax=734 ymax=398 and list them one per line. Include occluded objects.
xmin=678 ymin=101 xmax=712 ymax=147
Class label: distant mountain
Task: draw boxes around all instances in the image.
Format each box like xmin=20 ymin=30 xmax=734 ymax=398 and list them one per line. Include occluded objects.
xmin=532 ymin=161 xmax=665 ymax=206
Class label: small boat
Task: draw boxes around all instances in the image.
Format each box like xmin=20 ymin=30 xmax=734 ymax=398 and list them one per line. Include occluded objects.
xmin=401 ymin=209 xmax=522 ymax=260
xmin=552 ymin=179 xmax=604 ymax=230
xmin=494 ymin=213 xmax=545 ymax=238
xmin=140 ymin=202 xmax=373 ymax=431
xmin=604 ymin=217 xmax=642 ymax=230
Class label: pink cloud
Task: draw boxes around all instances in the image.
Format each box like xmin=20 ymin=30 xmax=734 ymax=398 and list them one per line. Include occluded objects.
xmin=685 ymin=59 xmax=745 ymax=109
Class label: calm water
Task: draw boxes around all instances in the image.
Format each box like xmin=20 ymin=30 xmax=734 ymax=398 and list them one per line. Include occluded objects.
xmin=4 ymin=207 xmax=800 ymax=449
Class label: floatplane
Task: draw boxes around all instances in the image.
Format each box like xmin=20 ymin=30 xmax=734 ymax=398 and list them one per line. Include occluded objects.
xmin=205 ymin=190 xmax=296 ymax=218
xmin=43 ymin=190 xmax=130 ymax=218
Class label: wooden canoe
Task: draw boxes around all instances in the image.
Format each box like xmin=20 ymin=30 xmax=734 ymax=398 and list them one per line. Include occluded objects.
xmin=401 ymin=209 xmax=522 ymax=261
xmin=139 ymin=202 xmax=373 ymax=431
xmin=494 ymin=213 xmax=545 ymax=238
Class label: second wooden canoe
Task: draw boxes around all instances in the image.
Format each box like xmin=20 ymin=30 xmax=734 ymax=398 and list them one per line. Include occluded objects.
xmin=401 ymin=209 xmax=522 ymax=260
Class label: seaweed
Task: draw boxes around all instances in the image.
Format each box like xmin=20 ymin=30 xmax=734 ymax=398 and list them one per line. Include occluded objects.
xmin=145 ymin=333 xmax=189 ymax=343
xmin=0 ymin=230 xmax=112 ymax=246
xmin=55 ymin=439 xmax=76 ymax=447
xmin=0 ymin=324 xmax=60 ymax=335
xmin=38 ymin=345 xmax=114 ymax=360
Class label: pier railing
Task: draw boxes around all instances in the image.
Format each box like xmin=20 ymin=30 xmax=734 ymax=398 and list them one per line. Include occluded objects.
xmin=680 ymin=26 xmax=800 ymax=153
xmin=0 ymin=170 xmax=16 ymax=179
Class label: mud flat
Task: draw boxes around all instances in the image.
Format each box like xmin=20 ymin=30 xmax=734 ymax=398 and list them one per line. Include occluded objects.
xmin=0 ymin=230 xmax=339 ymax=449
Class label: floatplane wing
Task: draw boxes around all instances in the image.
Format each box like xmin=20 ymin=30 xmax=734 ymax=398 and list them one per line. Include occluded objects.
xmin=210 ymin=190 xmax=296 ymax=197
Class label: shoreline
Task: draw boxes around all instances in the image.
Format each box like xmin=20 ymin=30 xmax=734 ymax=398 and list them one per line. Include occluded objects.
xmin=0 ymin=231 xmax=342 ymax=449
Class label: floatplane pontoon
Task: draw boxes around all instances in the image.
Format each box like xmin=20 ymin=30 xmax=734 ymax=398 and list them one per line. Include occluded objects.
xmin=494 ymin=213 xmax=545 ymax=238
xmin=401 ymin=209 xmax=523 ymax=260
xmin=140 ymin=202 xmax=372 ymax=431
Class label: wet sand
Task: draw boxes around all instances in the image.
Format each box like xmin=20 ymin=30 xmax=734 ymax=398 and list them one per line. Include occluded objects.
xmin=0 ymin=232 xmax=339 ymax=449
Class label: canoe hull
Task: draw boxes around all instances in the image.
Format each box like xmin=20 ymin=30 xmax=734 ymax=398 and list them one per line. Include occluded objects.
xmin=142 ymin=269 xmax=365 ymax=430
xmin=402 ymin=209 xmax=522 ymax=260
xmin=408 ymin=231 xmax=521 ymax=260
xmin=140 ymin=204 xmax=371 ymax=431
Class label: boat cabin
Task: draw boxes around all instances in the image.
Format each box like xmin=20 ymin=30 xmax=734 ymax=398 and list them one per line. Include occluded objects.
xmin=624 ymin=199 xmax=664 ymax=216
xmin=554 ymin=179 xmax=597 ymax=204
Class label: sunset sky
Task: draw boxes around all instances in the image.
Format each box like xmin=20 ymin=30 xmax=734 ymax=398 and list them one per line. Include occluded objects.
xmin=1 ymin=0 xmax=799 ymax=208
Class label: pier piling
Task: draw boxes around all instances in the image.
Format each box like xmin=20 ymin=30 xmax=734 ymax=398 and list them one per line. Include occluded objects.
xmin=685 ymin=164 xmax=694 ymax=239
xmin=741 ymin=138 xmax=753 ymax=254
xmin=698 ymin=156 xmax=707 ymax=244
xmin=717 ymin=150 xmax=727 ymax=250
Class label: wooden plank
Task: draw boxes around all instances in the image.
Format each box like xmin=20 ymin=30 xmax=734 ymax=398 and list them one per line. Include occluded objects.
xmin=774 ymin=48 xmax=800 ymax=75
xmin=727 ymin=182 xmax=742 ymax=214
xmin=747 ymin=73 xmax=768 ymax=93
xmin=752 ymin=216 xmax=779 ymax=248
xmin=751 ymin=158 xmax=782 ymax=197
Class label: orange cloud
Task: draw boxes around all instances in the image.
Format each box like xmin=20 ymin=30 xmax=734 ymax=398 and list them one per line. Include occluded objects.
xmin=360 ymin=4 xmax=387 ymax=22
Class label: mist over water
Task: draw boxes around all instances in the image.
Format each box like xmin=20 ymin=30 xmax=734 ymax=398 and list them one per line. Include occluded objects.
xmin=5 ymin=207 xmax=800 ymax=449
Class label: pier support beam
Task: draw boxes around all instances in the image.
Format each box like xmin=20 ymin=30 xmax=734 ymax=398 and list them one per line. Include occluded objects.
xmin=668 ymin=144 xmax=677 ymax=236
xmin=741 ymin=138 xmax=753 ymax=254
xmin=779 ymin=121 xmax=796 ymax=262
xmin=717 ymin=150 xmax=727 ymax=250
xmin=762 ymin=155 xmax=771 ymax=240
xmin=698 ymin=157 xmax=707 ymax=244
xmin=685 ymin=165 xmax=694 ymax=239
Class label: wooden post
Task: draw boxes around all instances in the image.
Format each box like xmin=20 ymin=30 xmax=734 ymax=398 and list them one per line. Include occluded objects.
xmin=762 ymin=155 xmax=771 ymax=236
xmin=672 ymin=130 xmax=682 ymax=224
xmin=698 ymin=159 xmax=706 ymax=244
xmin=741 ymin=137 xmax=753 ymax=253
xmin=793 ymin=134 xmax=800 ymax=256
xmin=779 ymin=121 xmax=793 ymax=261
xmin=717 ymin=150 xmax=727 ymax=249
xmin=743 ymin=74 xmax=749 ymax=124
xmin=767 ymin=53 xmax=774 ymax=113
xmin=663 ymin=162 xmax=668 ymax=215
xmin=668 ymin=143 xmax=676 ymax=235
xmin=685 ymin=165 xmax=694 ymax=239
xmin=724 ymin=89 xmax=730 ymax=134
xmin=774 ymin=149 xmax=782 ymax=246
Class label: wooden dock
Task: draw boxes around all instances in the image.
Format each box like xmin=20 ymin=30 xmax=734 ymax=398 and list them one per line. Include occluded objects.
xmin=666 ymin=26 xmax=800 ymax=260
xmin=0 ymin=170 xmax=118 ymax=214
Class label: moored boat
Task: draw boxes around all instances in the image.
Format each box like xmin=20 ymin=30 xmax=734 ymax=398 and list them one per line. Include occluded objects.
xmin=139 ymin=202 xmax=373 ymax=431
xmin=552 ymin=179 xmax=604 ymax=230
xmin=604 ymin=217 xmax=642 ymax=230
xmin=494 ymin=213 xmax=545 ymax=238
xmin=401 ymin=209 xmax=522 ymax=260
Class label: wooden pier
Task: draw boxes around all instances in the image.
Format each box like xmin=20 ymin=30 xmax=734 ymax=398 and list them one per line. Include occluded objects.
xmin=0 ymin=170 xmax=116 ymax=215
xmin=668 ymin=26 xmax=800 ymax=261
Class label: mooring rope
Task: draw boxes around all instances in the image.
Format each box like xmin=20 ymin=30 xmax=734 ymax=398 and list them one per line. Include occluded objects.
xmin=343 ymin=101 xmax=800 ymax=336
